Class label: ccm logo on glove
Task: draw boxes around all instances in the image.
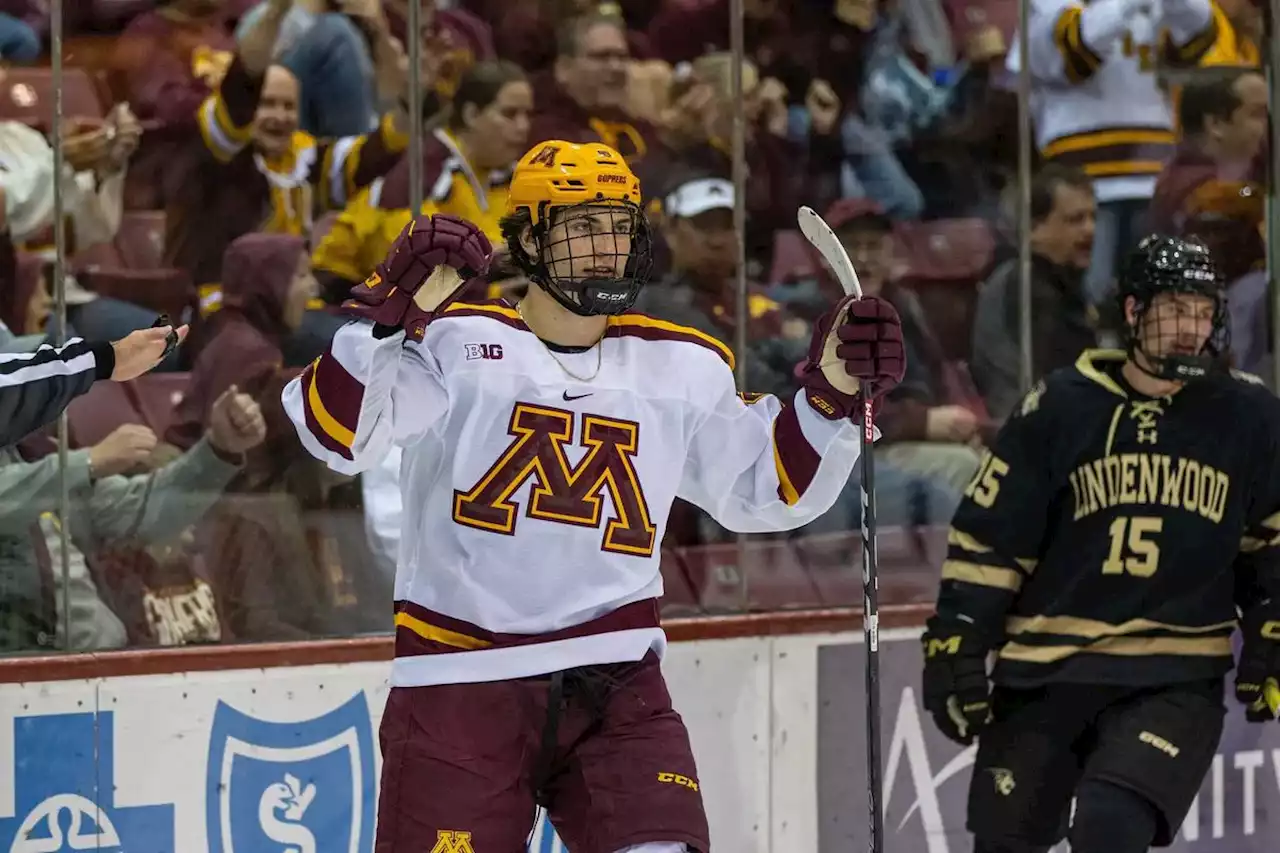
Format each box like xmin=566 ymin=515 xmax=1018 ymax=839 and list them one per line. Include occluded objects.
xmin=797 ymin=295 xmax=906 ymax=421
xmin=344 ymin=214 xmax=493 ymax=338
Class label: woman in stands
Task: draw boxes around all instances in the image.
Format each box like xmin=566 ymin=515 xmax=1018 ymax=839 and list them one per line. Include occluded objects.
xmin=167 ymin=232 xmax=389 ymax=641
xmin=311 ymin=58 xmax=534 ymax=306
xmin=0 ymin=97 xmax=171 ymax=358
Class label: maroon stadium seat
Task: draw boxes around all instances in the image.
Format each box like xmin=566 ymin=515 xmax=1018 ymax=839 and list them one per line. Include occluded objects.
xmin=66 ymin=381 xmax=147 ymax=449
xmin=943 ymin=0 xmax=1017 ymax=60
xmin=78 ymin=268 xmax=196 ymax=321
xmin=768 ymin=229 xmax=818 ymax=285
xmin=112 ymin=211 xmax=168 ymax=270
xmin=658 ymin=547 xmax=700 ymax=617
xmin=75 ymin=211 xmax=195 ymax=320
xmin=895 ymin=219 xmax=996 ymax=361
xmin=793 ymin=527 xmax=947 ymax=607
xmin=678 ymin=538 xmax=820 ymax=612
xmin=0 ymin=68 xmax=104 ymax=126
xmin=126 ymin=373 xmax=192 ymax=438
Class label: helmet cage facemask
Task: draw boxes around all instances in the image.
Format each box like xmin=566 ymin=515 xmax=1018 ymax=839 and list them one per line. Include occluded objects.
xmin=1124 ymin=284 xmax=1229 ymax=383
xmin=522 ymin=200 xmax=653 ymax=317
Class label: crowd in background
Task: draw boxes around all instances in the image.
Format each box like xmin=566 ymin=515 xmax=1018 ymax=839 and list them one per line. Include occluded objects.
xmin=0 ymin=0 xmax=1268 ymax=653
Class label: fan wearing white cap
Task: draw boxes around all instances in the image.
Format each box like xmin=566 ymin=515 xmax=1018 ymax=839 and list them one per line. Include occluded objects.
xmin=635 ymin=175 xmax=803 ymax=397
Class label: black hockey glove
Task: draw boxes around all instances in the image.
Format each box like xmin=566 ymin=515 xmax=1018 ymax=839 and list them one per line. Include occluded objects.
xmin=1235 ymin=603 xmax=1280 ymax=723
xmin=921 ymin=615 xmax=992 ymax=745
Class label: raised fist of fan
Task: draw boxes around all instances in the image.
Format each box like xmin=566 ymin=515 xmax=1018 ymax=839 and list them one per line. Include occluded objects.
xmin=796 ymin=294 xmax=905 ymax=420
xmin=345 ymin=214 xmax=492 ymax=338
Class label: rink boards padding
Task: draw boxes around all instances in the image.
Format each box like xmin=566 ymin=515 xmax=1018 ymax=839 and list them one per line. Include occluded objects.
xmin=0 ymin=608 xmax=1273 ymax=852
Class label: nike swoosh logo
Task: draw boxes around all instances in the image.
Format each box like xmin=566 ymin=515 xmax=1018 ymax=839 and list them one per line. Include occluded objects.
xmin=563 ymin=391 xmax=592 ymax=401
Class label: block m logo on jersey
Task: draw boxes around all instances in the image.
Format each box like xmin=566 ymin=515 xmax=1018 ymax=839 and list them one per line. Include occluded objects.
xmin=206 ymin=692 xmax=376 ymax=853
xmin=453 ymin=403 xmax=657 ymax=556
xmin=432 ymin=831 xmax=475 ymax=853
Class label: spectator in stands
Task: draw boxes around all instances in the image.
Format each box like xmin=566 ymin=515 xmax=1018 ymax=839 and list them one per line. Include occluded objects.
xmin=0 ymin=338 xmax=265 ymax=653
xmin=1011 ymin=0 xmax=1218 ymax=306
xmin=0 ymin=10 xmax=39 ymax=61
xmin=529 ymin=9 xmax=656 ymax=164
xmin=971 ymin=164 xmax=1098 ymax=421
xmin=857 ymin=8 xmax=946 ymax=211
xmin=470 ymin=0 xmax=650 ymax=74
xmin=170 ymin=0 xmax=411 ymax=362
xmin=199 ymin=460 xmax=385 ymax=640
xmin=165 ymin=232 xmax=386 ymax=640
xmin=839 ymin=200 xmax=984 ymax=492
xmin=646 ymin=0 xmax=923 ymax=220
xmin=167 ymin=233 xmax=315 ymax=452
xmin=383 ymin=0 xmax=496 ymax=99
xmin=1175 ymin=180 xmax=1267 ymax=375
xmin=112 ymin=0 xmax=237 ymax=208
xmin=908 ymin=27 xmax=1018 ymax=221
xmin=86 ymin=441 xmax=229 ymax=648
xmin=0 ymin=248 xmax=49 ymax=351
xmin=0 ymin=103 xmax=172 ymax=351
xmin=1147 ymin=69 xmax=1267 ymax=237
xmin=640 ymin=52 xmax=843 ymax=263
xmin=313 ymin=59 xmax=531 ymax=304
xmin=235 ymin=0 xmax=403 ymax=137
xmin=1199 ymin=0 xmax=1262 ymax=66
xmin=633 ymin=175 xmax=807 ymax=399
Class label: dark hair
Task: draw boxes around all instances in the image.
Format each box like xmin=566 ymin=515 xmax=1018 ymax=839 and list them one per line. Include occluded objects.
xmin=1030 ymin=164 xmax=1093 ymax=224
xmin=499 ymin=210 xmax=540 ymax=280
xmin=555 ymin=11 xmax=627 ymax=58
xmin=1179 ymin=69 xmax=1261 ymax=135
xmin=446 ymin=60 xmax=527 ymax=131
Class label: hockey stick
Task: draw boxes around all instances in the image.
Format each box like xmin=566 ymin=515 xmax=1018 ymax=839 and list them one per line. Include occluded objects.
xmin=797 ymin=205 xmax=885 ymax=853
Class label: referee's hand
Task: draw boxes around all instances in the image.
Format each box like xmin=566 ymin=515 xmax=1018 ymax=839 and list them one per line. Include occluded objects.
xmin=110 ymin=325 xmax=188 ymax=381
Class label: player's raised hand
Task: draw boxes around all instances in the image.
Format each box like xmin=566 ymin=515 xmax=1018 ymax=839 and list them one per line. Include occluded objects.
xmin=796 ymin=294 xmax=905 ymax=420
xmin=921 ymin=615 xmax=992 ymax=745
xmin=1235 ymin=606 xmax=1280 ymax=722
xmin=345 ymin=214 xmax=492 ymax=339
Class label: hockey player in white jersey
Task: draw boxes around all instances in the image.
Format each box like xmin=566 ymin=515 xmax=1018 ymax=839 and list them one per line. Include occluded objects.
xmin=1011 ymin=0 xmax=1218 ymax=301
xmin=283 ymin=140 xmax=905 ymax=853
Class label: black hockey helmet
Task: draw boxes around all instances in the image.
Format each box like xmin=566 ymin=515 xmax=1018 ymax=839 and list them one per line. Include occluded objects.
xmin=1116 ymin=234 xmax=1228 ymax=382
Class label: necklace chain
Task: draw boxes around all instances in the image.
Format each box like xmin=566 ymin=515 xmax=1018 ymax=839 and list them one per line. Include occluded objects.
xmin=516 ymin=300 xmax=604 ymax=383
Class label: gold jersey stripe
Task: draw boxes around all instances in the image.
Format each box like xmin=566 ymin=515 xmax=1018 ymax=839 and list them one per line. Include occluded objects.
xmin=1000 ymin=634 xmax=1232 ymax=663
xmin=1007 ymin=614 xmax=1237 ymax=640
xmin=941 ymin=560 xmax=1023 ymax=591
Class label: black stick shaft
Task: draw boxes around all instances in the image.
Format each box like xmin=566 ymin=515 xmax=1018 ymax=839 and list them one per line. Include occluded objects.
xmin=861 ymin=395 xmax=884 ymax=853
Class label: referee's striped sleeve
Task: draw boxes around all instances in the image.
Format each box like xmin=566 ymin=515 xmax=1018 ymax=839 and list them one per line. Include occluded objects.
xmin=0 ymin=338 xmax=114 ymax=447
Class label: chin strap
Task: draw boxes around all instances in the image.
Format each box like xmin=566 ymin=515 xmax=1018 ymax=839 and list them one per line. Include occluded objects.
xmin=1127 ymin=339 xmax=1213 ymax=384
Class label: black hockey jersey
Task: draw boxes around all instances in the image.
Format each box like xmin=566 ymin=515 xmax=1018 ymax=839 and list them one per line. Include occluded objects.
xmin=936 ymin=349 xmax=1280 ymax=687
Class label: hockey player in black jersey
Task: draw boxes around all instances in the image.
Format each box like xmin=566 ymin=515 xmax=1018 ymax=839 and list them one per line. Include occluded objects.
xmin=920 ymin=234 xmax=1280 ymax=853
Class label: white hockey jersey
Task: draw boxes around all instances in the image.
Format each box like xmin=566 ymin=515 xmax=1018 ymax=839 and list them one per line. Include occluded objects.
xmin=282 ymin=301 xmax=864 ymax=687
xmin=1008 ymin=0 xmax=1216 ymax=203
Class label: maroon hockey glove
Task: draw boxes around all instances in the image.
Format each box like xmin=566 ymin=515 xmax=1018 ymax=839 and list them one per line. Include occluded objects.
xmin=921 ymin=615 xmax=992 ymax=745
xmin=344 ymin=214 xmax=492 ymax=339
xmin=1235 ymin=605 xmax=1280 ymax=723
xmin=795 ymin=295 xmax=905 ymax=421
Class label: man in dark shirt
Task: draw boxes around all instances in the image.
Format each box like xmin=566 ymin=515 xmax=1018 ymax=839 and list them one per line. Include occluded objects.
xmin=971 ymin=164 xmax=1099 ymax=421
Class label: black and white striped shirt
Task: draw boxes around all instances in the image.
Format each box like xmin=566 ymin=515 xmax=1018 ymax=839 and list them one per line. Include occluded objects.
xmin=0 ymin=337 xmax=115 ymax=447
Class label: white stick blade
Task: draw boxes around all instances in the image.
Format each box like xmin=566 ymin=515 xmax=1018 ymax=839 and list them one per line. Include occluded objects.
xmin=797 ymin=206 xmax=863 ymax=299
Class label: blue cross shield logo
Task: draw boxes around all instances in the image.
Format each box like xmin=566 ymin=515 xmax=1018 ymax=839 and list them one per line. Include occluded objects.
xmin=206 ymin=692 xmax=376 ymax=853
xmin=0 ymin=712 xmax=174 ymax=853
